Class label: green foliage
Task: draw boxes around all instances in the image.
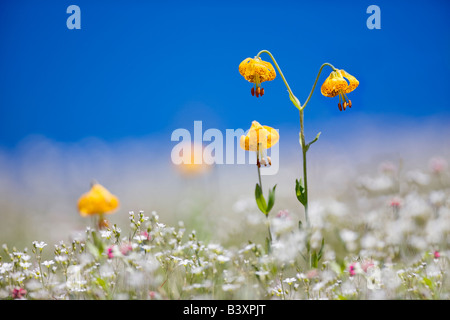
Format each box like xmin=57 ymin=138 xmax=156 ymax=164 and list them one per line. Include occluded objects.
xmin=254 ymin=184 xmax=277 ymax=216
xmin=310 ymin=238 xmax=325 ymax=269
xmin=295 ymin=179 xmax=307 ymax=207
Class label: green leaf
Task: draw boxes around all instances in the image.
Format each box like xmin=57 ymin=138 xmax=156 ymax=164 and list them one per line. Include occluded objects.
xmin=295 ymin=179 xmax=307 ymax=206
xmin=95 ymin=277 xmax=108 ymax=291
xmin=318 ymin=238 xmax=325 ymax=261
xmin=423 ymin=277 xmax=433 ymax=289
xmin=299 ymin=251 xmax=307 ymax=262
xmin=255 ymin=183 xmax=267 ymax=215
xmin=311 ymin=251 xmax=318 ymax=268
xmin=307 ymin=132 xmax=321 ymax=149
xmin=310 ymin=239 xmax=325 ymax=269
xmin=330 ymin=260 xmax=347 ymax=275
xmin=266 ymin=185 xmax=277 ymax=213
xmin=86 ymin=241 xmax=100 ymax=258
xmin=289 ymin=93 xmax=301 ymax=110
xmin=91 ymin=231 xmax=104 ymax=256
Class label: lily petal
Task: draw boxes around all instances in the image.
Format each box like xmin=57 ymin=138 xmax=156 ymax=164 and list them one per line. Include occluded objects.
xmin=240 ymin=121 xmax=279 ymax=151
xmin=340 ymin=69 xmax=359 ymax=94
xmin=321 ymin=71 xmax=348 ymax=98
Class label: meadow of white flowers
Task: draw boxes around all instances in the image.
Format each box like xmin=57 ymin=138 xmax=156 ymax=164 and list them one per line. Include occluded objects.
xmin=1 ymin=154 xmax=448 ymax=300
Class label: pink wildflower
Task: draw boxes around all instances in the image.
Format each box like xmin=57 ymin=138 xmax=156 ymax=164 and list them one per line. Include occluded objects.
xmin=11 ymin=287 xmax=27 ymax=299
xmin=119 ymin=242 xmax=132 ymax=256
xmin=349 ymin=263 xmax=356 ymax=277
xmin=361 ymin=260 xmax=375 ymax=273
xmin=434 ymin=251 xmax=440 ymax=259
xmin=390 ymin=197 xmax=402 ymax=209
xmin=429 ymin=157 xmax=447 ymax=174
xmin=276 ymin=210 xmax=291 ymax=220
xmin=140 ymin=231 xmax=151 ymax=241
xmin=379 ymin=161 xmax=396 ymax=175
xmin=107 ymin=245 xmax=115 ymax=259
xmin=306 ymin=269 xmax=318 ymax=279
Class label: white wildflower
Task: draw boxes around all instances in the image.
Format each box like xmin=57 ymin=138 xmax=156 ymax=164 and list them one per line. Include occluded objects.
xmin=19 ymin=262 xmax=32 ymax=269
xmin=21 ymin=255 xmax=31 ymax=261
xmin=255 ymin=270 xmax=269 ymax=280
xmin=0 ymin=263 xmax=13 ymax=274
xmin=32 ymin=241 xmax=47 ymax=250
xmin=366 ymin=266 xmax=382 ymax=290
xmin=406 ymin=170 xmax=430 ymax=186
xmin=100 ymin=230 xmax=112 ymax=239
xmin=222 ymin=283 xmax=240 ymax=291
xmin=66 ymin=265 xmax=86 ymax=292
xmin=340 ymin=229 xmax=358 ymax=242
xmin=283 ymin=277 xmax=297 ymax=285
xmin=42 ymin=260 xmax=55 ymax=268
xmin=191 ymin=266 xmax=203 ymax=275
xmin=217 ymin=255 xmax=230 ymax=263
xmin=54 ymin=255 xmax=68 ymax=263
xmin=156 ymin=223 xmax=166 ymax=229
xmin=429 ymin=191 xmax=446 ymax=207
xmin=207 ymin=243 xmax=223 ymax=253
xmin=133 ymin=234 xmax=148 ymax=242
xmin=178 ymin=259 xmax=193 ymax=267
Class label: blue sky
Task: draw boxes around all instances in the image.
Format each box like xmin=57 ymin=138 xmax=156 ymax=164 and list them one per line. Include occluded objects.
xmin=0 ymin=0 xmax=449 ymax=149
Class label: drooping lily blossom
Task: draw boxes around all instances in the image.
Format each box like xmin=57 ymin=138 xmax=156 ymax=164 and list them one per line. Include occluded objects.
xmin=240 ymin=121 xmax=279 ymax=167
xmin=78 ymin=183 xmax=119 ymax=217
xmin=321 ymin=69 xmax=359 ymax=111
xmin=239 ymin=57 xmax=276 ymax=97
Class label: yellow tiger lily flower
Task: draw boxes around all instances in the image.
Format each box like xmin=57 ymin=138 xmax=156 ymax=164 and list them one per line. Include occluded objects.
xmin=321 ymin=69 xmax=359 ymax=111
xmin=239 ymin=57 xmax=276 ymax=97
xmin=240 ymin=121 xmax=279 ymax=167
xmin=78 ymin=183 xmax=120 ymax=217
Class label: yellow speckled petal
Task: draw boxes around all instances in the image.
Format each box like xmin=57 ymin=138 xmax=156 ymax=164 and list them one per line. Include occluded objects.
xmin=240 ymin=134 xmax=250 ymax=151
xmin=258 ymin=60 xmax=276 ymax=82
xmin=340 ymin=69 xmax=359 ymax=94
xmin=321 ymin=71 xmax=348 ymax=98
xmin=239 ymin=58 xmax=252 ymax=78
xmin=240 ymin=121 xmax=279 ymax=151
xmin=263 ymin=125 xmax=279 ymax=148
xmin=239 ymin=57 xmax=276 ymax=84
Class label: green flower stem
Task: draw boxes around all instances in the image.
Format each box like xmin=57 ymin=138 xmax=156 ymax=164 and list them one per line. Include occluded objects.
xmin=256 ymin=50 xmax=337 ymax=228
xmin=37 ymin=252 xmax=44 ymax=286
xmin=298 ymin=63 xmax=336 ymax=226
xmin=299 ymin=108 xmax=309 ymax=226
xmin=256 ymin=50 xmax=297 ymax=106
xmin=302 ymin=62 xmax=337 ymax=110
xmin=256 ymin=150 xmax=272 ymax=252
xmin=257 ymin=153 xmax=263 ymax=191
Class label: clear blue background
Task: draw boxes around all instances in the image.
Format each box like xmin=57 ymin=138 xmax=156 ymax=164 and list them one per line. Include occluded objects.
xmin=0 ymin=0 xmax=449 ymax=149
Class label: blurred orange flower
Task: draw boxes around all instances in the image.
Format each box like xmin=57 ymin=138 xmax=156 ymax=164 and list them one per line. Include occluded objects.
xmin=77 ymin=183 xmax=120 ymax=217
xmin=175 ymin=143 xmax=212 ymax=177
